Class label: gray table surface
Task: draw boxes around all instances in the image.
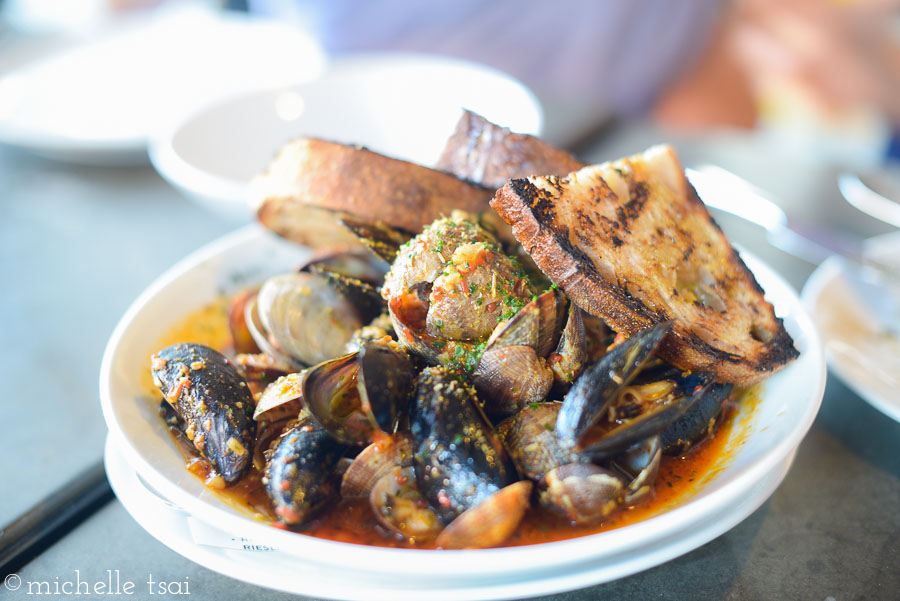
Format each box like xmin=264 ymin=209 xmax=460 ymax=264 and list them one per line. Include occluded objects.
xmin=2 ymin=70 xmax=899 ymax=600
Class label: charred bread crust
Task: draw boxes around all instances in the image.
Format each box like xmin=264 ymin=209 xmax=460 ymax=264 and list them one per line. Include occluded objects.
xmin=490 ymin=145 xmax=798 ymax=386
xmin=252 ymin=138 xmax=498 ymax=247
xmin=436 ymin=110 xmax=584 ymax=189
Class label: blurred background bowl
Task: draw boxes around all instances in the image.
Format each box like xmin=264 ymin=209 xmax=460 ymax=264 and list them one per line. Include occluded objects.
xmin=148 ymin=53 xmax=543 ymax=222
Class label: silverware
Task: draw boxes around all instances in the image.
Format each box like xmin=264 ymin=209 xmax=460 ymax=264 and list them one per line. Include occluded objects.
xmin=686 ymin=165 xmax=900 ymax=333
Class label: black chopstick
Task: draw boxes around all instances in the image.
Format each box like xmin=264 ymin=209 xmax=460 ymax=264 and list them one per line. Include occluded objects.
xmin=0 ymin=460 xmax=113 ymax=578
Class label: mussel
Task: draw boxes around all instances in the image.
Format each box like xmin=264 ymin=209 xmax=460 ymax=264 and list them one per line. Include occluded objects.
xmin=555 ymin=320 xmax=673 ymax=451
xmin=302 ymin=341 xmax=414 ymax=446
xmin=264 ymin=411 xmax=348 ymax=526
xmin=660 ymin=382 xmax=733 ymax=455
xmin=151 ymin=343 xmax=255 ymax=485
xmin=408 ymin=367 xmax=519 ymax=525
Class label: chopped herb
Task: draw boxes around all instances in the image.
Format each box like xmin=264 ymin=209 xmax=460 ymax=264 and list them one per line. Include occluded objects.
xmin=468 ymin=282 xmax=478 ymax=294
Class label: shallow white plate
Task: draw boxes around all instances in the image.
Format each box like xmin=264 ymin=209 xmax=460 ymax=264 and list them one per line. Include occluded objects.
xmin=99 ymin=222 xmax=824 ymax=596
xmin=105 ymin=433 xmax=797 ymax=600
xmin=148 ymin=53 xmax=543 ymax=221
xmin=801 ymin=232 xmax=900 ymax=422
xmin=0 ymin=9 xmax=324 ymax=164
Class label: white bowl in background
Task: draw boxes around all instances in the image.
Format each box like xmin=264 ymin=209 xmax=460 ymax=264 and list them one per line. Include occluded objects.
xmin=148 ymin=53 xmax=543 ymax=221
xmin=99 ymin=222 xmax=824 ymax=599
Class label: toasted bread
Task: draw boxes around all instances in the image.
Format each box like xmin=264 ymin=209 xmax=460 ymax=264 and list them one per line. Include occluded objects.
xmin=252 ymin=138 xmax=499 ymax=248
xmin=491 ymin=144 xmax=798 ymax=386
xmin=436 ymin=110 xmax=583 ymax=188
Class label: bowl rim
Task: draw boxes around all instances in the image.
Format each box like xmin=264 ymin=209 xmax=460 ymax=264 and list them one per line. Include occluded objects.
xmin=99 ymin=223 xmax=825 ymax=577
xmin=105 ymin=431 xmax=798 ymax=600
xmin=147 ymin=51 xmax=544 ymax=210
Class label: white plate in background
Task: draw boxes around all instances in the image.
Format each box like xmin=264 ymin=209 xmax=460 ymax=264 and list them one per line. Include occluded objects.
xmin=148 ymin=53 xmax=543 ymax=221
xmin=0 ymin=9 xmax=324 ymax=164
xmin=99 ymin=222 xmax=824 ymax=598
xmin=802 ymin=232 xmax=900 ymax=422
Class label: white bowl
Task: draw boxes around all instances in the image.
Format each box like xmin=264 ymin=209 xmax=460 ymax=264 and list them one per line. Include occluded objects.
xmin=100 ymin=223 xmax=825 ymax=599
xmin=148 ymin=53 xmax=543 ymax=221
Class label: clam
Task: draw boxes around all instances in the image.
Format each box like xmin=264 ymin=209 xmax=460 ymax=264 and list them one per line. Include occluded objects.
xmin=434 ymin=481 xmax=533 ymax=549
xmin=369 ymin=465 xmax=443 ymax=542
xmin=341 ymin=432 xmax=414 ymax=499
xmin=538 ymin=463 xmax=624 ymax=525
xmin=246 ymin=272 xmax=372 ymax=368
xmin=498 ymin=401 xmax=580 ymax=482
xmin=613 ymin=435 xmax=662 ymax=506
xmin=471 ymin=289 xmax=567 ymax=415
xmin=547 ymin=304 xmax=588 ymax=386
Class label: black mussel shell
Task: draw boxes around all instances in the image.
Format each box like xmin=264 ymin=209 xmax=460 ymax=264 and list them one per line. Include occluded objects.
xmin=409 ymin=367 xmax=519 ymax=524
xmin=661 ymin=382 xmax=733 ymax=455
xmin=555 ymin=321 xmax=672 ymax=449
xmin=151 ymin=343 xmax=255 ymax=484
xmin=264 ymin=413 xmax=348 ymax=526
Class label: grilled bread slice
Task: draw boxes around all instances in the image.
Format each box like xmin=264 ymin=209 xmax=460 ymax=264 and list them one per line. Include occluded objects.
xmin=437 ymin=110 xmax=584 ymax=189
xmin=491 ymin=144 xmax=798 ymax=386
xmin=251 ymin=138 xmax=507 ymax=248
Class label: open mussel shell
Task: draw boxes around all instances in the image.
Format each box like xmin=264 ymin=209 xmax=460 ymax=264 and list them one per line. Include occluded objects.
xmin=264 ymin=412 xmax=349 ymax=526
xmin=661 ymin=382 xmax=733 ymax=455
xmin=250 ymin=272 xmax=367 ymax=368
xmin=369 ymin=465 xmax=443 ymax=543
xmin=498 ymin=402 xmax=580 ymax=482
xmin=341 ymin=432 xmax=414 ymax=499
xmin=472 ymin=345 xmax=554 ymax=417
xmin=309 ymin=266 xmax=386 ymax=325
xmin=338 ymin=214 xmax=414 ymax=265
xmin=357 ymin=341 xmax=414 ymax=433
xmin=576 ymin=370 xmax=715 ymax=461
xmin=434 ymin=480 xmax=533 ymax=549
xmin=297 ymin=246 xmax=389 ymax=286
xmin=303 ymin=342 xmax=414 ymax=446
xmin=555 ymin=320 xmax=673 ymax=449
xmin=538 ymin=463 xmax=624 ymax=525
xmin=612 ymin=435 xmax=662 ymax=506
xmin=409 ymin=367 xmax=519 ymax=524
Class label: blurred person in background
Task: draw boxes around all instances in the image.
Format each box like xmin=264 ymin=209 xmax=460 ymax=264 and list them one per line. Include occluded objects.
xmin=248 ymin=0 xmax=900 ymax=164
xmin=6 ymin=0 xmax=898 ymax=164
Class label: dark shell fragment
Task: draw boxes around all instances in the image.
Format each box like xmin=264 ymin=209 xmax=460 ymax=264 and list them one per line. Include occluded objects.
xmin=151 ymin=343 xmax=256 ymax=484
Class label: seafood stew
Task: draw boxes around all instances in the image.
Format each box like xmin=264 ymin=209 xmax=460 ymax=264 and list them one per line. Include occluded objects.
xmin=148 ymin=210 xmax=768 ymax=549
xmin=146 ymin=119 xmax=798 ymax=550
